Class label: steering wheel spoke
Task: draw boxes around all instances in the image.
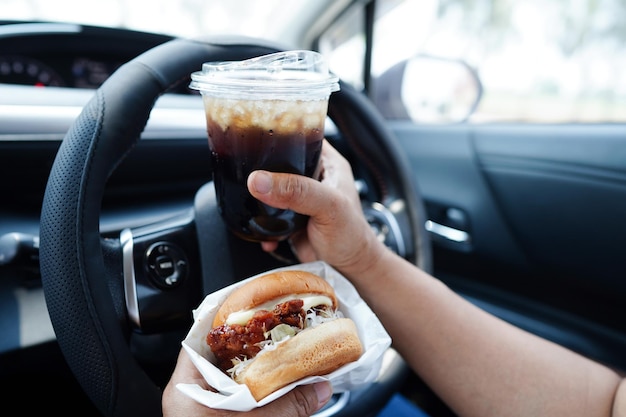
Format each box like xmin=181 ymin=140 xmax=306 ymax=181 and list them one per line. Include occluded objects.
xmin=120 ymin=208 xmax=201 ymax=334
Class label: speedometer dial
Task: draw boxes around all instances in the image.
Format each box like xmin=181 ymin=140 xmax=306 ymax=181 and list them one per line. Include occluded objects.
xmin=0 ymin=55 xmax=66 ymax=87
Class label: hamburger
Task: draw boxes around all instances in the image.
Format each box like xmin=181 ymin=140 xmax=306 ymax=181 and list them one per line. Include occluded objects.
xmin=206 ymin=269 xmax=363 ymax=401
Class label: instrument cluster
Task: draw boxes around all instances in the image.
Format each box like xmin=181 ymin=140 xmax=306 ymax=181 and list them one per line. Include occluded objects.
xmin=0 ymin=21 xmax=194 ymax=94
xmin=0 ymin=54 xmax=121 ymax=88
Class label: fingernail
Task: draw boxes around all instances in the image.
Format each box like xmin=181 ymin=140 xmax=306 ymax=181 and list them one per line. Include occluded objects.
xmin=251 ymin=171 xmax=272 ymax=194
xmin=314 ymin=382 xmax=332 ymax=408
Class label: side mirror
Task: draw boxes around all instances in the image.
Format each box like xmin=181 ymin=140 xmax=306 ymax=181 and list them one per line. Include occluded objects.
xmin=372 ymin=55 xmax=482 ymax=123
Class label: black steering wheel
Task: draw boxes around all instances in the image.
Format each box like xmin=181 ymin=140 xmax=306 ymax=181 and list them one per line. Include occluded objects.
xmin=39 ymin=37 xmax=432 ymax=417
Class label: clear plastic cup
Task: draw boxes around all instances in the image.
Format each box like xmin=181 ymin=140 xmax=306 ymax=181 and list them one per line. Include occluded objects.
xmin=190 ymin=50 xmax=339 ymax=242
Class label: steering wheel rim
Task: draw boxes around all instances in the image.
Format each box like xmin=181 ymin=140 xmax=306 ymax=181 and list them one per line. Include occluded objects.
xmin=39 ymin=37 xmax=431 ymax=417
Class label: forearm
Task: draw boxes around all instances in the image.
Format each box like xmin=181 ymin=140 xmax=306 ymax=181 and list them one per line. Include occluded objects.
xmin=342 ymin=249 xmax=623 ymax=417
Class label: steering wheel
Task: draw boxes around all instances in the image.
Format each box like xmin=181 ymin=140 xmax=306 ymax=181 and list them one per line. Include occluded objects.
xmin=39 ymin=37 xmax=432 ymax=417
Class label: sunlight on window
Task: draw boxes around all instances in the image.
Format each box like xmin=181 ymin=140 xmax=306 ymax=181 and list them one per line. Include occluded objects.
xmin=0 ymin=0 xmax=301 ymax=40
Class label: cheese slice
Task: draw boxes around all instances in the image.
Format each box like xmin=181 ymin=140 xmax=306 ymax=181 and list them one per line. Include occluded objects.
xmin=225 ymin=294 xmax=333 ymax=326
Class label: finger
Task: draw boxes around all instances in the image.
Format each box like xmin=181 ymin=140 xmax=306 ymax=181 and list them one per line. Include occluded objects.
xmin=170 ymin=348 xmax=207 ymax=387
xmin=163 ymin=349 xmax=217 ymax=417
xmin=260 ymin=241 xmax=279 ymax=253
xmin=254 ymin=382 xmax=333 ymax=417
xmin=318 ymin=139 xmax=354 ymax=189
xmin=247 ymin=170 xmax=335 ymax=220
xmin=287 ymin=230 xmax=317 ymax=263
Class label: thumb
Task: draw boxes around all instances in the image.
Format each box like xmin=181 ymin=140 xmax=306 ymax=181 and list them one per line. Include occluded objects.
xmin=260 ymin=382 xmax=333 ymax=417
xmin=247 ymin=170 xmax=327 ymax=218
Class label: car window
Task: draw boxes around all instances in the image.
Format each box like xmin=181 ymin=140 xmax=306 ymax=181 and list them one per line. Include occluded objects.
xmin=321 ymin=0 xmax=626 ymax=124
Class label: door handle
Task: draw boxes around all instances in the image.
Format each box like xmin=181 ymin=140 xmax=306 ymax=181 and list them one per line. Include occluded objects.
xmin=425 ymin=220 xmax=472 ymax=252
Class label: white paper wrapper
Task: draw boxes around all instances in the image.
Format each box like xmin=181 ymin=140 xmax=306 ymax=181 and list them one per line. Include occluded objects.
xmin=177 ymin=260 xmax=391 ymax=411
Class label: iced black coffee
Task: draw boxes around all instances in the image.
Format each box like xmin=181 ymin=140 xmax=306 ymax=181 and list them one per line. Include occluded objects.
xmin=190 ymin=51 xmax=339 ymax=242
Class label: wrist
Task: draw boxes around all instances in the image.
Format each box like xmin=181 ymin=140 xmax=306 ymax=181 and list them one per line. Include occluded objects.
xmin=338 ymin=232 xmax=391 ymax=285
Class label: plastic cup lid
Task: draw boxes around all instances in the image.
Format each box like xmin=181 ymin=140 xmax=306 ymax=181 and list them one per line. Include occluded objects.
xmin=189 ymin=50 xmax=340 ymax=100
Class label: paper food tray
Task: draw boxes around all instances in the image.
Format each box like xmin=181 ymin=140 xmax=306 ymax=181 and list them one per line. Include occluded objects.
xmin=177 ymin=260 xmax=391 ymax=411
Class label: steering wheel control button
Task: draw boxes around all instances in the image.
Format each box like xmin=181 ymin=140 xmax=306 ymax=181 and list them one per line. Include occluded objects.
xmin=154 ymin=255 xmax=175 ymax=278
xmin=145 ymin=242 xmax=187 ymax=289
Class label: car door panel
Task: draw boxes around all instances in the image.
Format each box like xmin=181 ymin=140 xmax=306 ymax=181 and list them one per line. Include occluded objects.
xmin=474 ymin=125 xmax=626 ymax=289
xmin=389 ymin=122 xmax=626 ymax=371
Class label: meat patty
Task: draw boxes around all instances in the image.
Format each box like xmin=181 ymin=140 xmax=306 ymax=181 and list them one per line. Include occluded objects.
xmin=207 ymin=299 xmax=306 ymax=372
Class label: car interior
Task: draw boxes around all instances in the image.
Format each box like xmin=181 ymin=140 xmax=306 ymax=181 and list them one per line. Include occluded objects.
xmin=1 ymin=1 xmax=625 ymax=416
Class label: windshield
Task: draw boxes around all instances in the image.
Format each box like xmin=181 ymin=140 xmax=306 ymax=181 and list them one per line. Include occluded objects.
xmin=0 ymin=0 xmax=317 ymax=42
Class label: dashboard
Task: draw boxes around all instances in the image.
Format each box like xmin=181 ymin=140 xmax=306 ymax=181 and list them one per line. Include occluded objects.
xmin=0 ymin=21 xmax=192 ymax=94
